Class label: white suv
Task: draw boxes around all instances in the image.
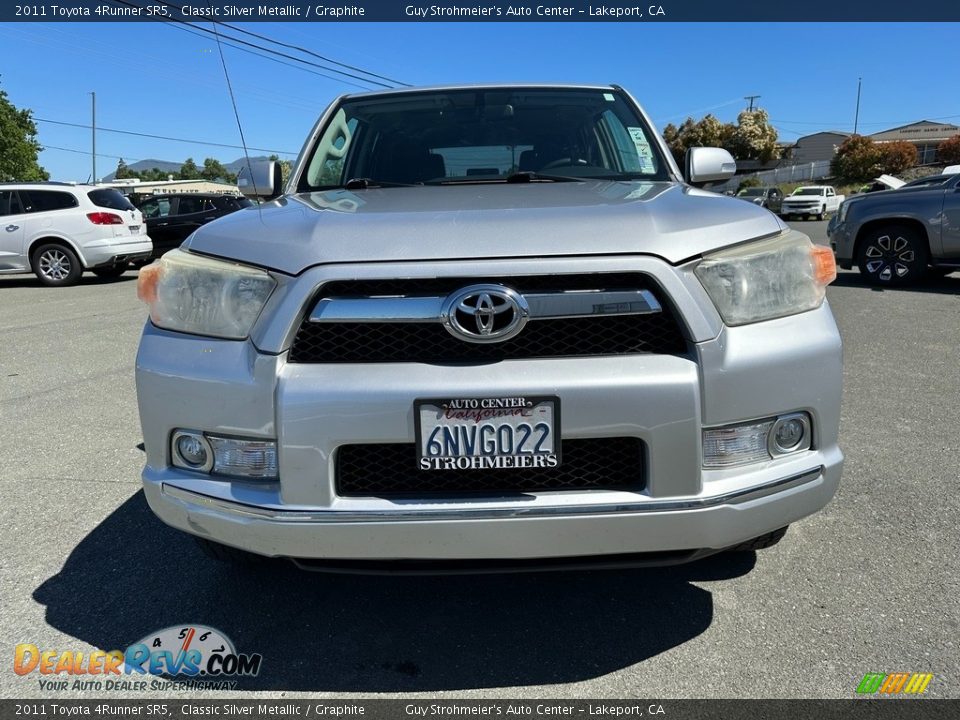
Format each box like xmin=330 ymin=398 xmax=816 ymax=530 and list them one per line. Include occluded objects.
xmin=0 ymin=182 xmax=152 ymax=286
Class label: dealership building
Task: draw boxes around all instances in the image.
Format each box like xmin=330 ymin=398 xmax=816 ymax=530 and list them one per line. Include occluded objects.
xmin=868 ymin=120 xmax=960 ymax=164
xmin=789 ymin=120 xmax=959 ymax=165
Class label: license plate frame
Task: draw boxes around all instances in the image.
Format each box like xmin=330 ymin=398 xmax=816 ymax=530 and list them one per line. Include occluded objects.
xmin=414 ymin=396 xmax=561 ymax=471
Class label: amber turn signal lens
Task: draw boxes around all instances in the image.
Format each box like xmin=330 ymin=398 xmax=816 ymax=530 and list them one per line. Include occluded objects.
xmin=811 ymin=245 xmax=837 ymax=286
xmin=137 ymin=261 xmax=162 ymax=306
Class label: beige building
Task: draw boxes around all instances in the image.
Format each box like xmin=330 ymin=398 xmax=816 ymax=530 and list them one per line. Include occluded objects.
xmin=788 ymin=131 xmax=851 ymax=164
xmin=870 ymin=120 xmax=960 ymax=165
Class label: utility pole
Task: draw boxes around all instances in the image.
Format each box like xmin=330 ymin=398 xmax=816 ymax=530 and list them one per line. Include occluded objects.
xmin=853 ymin=77 xmax=862 ymax=135
xmin=90 ymin=91 xmax=96 ymax=183
xmin=744 ymin=95 xmax=760 ymax=112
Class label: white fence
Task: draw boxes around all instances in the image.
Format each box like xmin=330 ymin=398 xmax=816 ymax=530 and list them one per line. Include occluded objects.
xmin=713 ymin=160 xmax=833 ymax=192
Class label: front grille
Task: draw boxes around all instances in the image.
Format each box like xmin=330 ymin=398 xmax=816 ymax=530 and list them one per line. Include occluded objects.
xmin=289 ymin=274 xmax=687 ymax=364
xmin=336 ymin=437 xmax=644 ymax=497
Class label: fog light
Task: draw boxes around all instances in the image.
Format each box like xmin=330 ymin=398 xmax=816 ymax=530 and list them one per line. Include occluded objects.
xmin=171 ymin=430 xmax=213 ymax=472
xmin=703 ymin=420 xmax=774 ymax=468
xmin=703 ymin=412 xmax=812 ymax=468
xmin=209 ymin=436 xmax=277 ymax=480
xmin=769 ymin=413 xmax=812 ymax=456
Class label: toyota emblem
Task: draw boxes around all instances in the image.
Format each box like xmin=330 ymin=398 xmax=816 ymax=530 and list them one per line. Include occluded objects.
xmin=441 ymin=284 xmax=529 ymax=343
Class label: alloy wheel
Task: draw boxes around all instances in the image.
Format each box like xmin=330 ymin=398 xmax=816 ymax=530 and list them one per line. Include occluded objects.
xmin=38 ymin=248 xmax=72 ymax=281
xmin=863 ymin=233 xmax=917 ymax=282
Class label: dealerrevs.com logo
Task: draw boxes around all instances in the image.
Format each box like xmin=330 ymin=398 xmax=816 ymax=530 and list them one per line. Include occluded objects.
xmin=856 ymin=672 xmax=934 ymax=695
xmin=14 ymin=625 xmax=262 ymax=691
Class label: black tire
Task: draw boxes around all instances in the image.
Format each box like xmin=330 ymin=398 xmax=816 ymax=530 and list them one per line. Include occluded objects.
xmin=817 ymin=205 xmax=827 ymax=221
xmin=31 ymin=242 xmax=83 ymax=287
xmin=194 ymin=536 xmax=266 ymax=565
xmin=92 ymin=264 xmax=129 ymax=279
xmin=856 ymin=224 xmax=929 ymax=286
xmin=727 ymin=526 xmax=789 ymax=552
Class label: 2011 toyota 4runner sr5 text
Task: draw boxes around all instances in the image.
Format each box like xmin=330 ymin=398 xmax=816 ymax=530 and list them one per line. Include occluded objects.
xmin=135 ymin=84 xmax=843 ymax=572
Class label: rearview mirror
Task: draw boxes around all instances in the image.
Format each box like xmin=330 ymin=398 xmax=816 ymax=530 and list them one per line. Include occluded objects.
xmin=237 ymin=160 xmax=283 ymax=200
xmin=684 ymin=147 xmax=737 ymax=186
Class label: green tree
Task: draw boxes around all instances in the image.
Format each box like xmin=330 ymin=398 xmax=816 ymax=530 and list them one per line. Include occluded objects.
xmin=831 ymin=135 xmax=883 ymax=183
xmin=200 ymin=157 xmax=236 ymax=183
xmin=726 ymin=109 xmax=781 ymax=163
xmin=141 ymin=167 xmax=172 ymax=181
xmin=937 ymin=134 xmax=960 ymax=164
xmin=878 ymin=141 xmax=917 ymax=175
xmin=662 ymin=115 xmax=736 ymax=165
xmin=114 ymin=158 xmax=132 ymax=179
xmin=179 ymin=158 xmax=200 ymax=180
xmin=0 ymin=85 xmax=49 ymax=181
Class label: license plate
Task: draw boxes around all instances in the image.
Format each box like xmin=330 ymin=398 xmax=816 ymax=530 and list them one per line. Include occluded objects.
xmin=415 ymin=396 xmax=560 ymax=471
xmin=129 ymin=225 xmax=140 ymax=234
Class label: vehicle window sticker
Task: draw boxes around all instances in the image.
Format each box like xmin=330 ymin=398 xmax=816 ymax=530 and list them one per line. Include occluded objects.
xmin=627 ymin=127 xmax=655 ymax=173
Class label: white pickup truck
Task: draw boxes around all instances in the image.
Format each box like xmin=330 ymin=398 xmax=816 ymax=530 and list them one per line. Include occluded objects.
xmin=780 ymin=185 xmax=844 ymax=220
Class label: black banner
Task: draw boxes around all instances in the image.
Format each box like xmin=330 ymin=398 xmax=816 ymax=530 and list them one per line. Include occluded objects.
xmin=3 ymin=0 xmax=960 ymax=22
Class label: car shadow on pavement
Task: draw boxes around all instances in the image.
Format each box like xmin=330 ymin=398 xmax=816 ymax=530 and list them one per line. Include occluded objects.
xmin=0 ymin=274 xmax=138 ymax=289
xmin=833 ymin=269 xmax=960 ymax=295
xmin=33 ymin=491 xmax=755 ymax=692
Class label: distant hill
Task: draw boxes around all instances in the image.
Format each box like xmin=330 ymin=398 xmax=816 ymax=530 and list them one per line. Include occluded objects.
xmin=102 ymin=156 xmax=271 ymax=181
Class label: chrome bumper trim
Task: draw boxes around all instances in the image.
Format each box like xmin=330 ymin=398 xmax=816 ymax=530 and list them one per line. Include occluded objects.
xmin=160 ymin=466 xmax=822 ymax=524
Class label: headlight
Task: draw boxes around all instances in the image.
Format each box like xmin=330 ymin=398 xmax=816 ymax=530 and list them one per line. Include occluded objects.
xmin=137 ymin=249 xmax=276 ymax=339
xmin=837 ymin=199 xmax=851 ymax=223
xmin=694 ymin=232 xmax=836 ymax=326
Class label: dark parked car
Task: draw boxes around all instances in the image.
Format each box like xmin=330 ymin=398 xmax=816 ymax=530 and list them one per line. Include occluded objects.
xmin=134 ymin=193 xmax=253 ymax=259
xmin=735 ymin=186 xmax=783 ymax=213
xmin=829 ymin=172 xmax=960 ymax=284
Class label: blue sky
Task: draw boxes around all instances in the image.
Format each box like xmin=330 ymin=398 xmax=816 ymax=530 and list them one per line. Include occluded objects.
xmin=1 ymin=21 xmax=958 ymax=181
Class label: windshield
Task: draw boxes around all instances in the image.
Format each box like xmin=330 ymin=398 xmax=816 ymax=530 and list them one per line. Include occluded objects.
xmin=793 ymin=188 xmax=824 ymax=196
xmin=299 ymin=87 xmax=669 ymax=190
xmin=902 ymin=175 xmax=951 ymax=188
xmin=737 ymin=189 xmax=765 ymax=197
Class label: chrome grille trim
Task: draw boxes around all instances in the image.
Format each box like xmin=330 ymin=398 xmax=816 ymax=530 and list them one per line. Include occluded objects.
xmin=309 ymin=289 xmax=661 ymax=324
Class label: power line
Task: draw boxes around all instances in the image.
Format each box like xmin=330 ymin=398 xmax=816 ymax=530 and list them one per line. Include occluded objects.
xmin=34 ymin=117 xmax=297 ymax=155
xmin=41 ymin=144 xmax=139 ymax=163
xmin=107 ymin=0 xmax=398 ymax=89
xmin=164 ymin=18 xmax=378 ymax=91
xmin=139 ymin=0 xmax=409 ymax=88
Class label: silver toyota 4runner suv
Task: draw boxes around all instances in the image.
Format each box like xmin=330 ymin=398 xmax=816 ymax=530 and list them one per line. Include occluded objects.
xmin=135 ymin=84 xmax=843 ymax=571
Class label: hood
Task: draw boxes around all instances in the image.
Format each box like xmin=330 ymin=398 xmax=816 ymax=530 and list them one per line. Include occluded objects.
xmin=184 ymin=180 xmax=786 ymax=275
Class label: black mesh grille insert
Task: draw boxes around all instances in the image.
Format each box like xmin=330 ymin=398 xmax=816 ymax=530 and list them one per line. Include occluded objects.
xmin=336 ymin=437 xmax=644 ymax=497
xmin=289 ymin=274 xmax=687 ymax=364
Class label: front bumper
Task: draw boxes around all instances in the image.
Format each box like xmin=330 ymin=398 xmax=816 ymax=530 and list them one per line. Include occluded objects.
xmin=828 ymin=221 xmax=856 ymax=268
xmin=136 ymin=254 xmax=844 ymax=564
xmin=145 ymin=462 xmax=838 ymax=562
xmin=780 ymin=205 xmax=822 ymax=217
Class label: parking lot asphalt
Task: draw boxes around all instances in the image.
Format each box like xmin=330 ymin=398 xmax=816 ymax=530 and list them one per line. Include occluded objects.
xmin=1 ymin=218 xmax=957 ymax=699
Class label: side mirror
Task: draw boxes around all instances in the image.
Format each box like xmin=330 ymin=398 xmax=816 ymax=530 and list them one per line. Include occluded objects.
xmin=684 ymin=147 xmax=737 ymax=187
xmin=237 ymin=160 xmax=283 ymax=200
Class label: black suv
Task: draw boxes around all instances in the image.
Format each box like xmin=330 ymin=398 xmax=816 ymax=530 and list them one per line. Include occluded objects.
xmin=134 ymin=193 xmax=253 ymax=259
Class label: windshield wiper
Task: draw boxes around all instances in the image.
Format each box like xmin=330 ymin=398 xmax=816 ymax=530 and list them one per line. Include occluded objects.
xmin=504 ymin=171 xmax=581 ymax=183
xmin=340 ymin=178 xmax=417 ymax=190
